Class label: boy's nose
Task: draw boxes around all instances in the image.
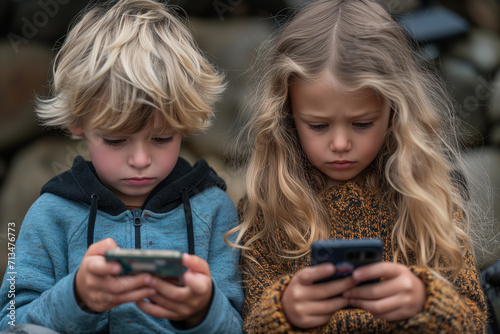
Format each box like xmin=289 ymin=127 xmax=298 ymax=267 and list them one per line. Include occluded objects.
xmin=128 ymin=143 xmax=151 ymax=169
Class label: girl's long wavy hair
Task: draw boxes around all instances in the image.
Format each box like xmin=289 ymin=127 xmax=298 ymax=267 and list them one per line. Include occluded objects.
xmin=227 ymin=0 xmax=472 ymax=279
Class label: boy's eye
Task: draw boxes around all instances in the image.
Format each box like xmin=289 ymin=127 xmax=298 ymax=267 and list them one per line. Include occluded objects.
xmin=153 ymin=137 xmax=173 ymax=144
xmin=353 ymin=122 xmax=374 ymax=129
xmin=307 ymin=124 xmax=328 ymax=131
xmin=102 ymin=138 xmax=125 ymax=146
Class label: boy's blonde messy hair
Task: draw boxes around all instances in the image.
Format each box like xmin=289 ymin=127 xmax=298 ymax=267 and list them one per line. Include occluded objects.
xmin=229 ymin=0 xmax=476 ymax=279
xmin=36 ymin=0 xmax=224 ymax=135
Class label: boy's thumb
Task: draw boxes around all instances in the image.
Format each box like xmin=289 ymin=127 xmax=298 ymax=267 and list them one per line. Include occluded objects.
xmin=182 ymin=253 xmax=210 ymax=276
xmin=85 ymin=238 xmax=119 ymax=256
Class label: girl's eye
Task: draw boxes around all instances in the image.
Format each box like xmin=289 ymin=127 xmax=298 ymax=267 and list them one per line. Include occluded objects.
xmin=102 ymin=138 xmax=125 ymax=146
xmin=153 ymin=137 xmax=173 ymax=144
xmin=353 ymin=122 xmax=374 ymax=129
xmin=308 ymin=124 xmax=328 ymax=131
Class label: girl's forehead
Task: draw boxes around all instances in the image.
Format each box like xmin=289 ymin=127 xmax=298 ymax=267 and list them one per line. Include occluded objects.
xmin=291 ymin=72 xmax=381 ymax=100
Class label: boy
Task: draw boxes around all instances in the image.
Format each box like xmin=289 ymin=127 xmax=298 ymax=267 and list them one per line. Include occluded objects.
xmin=0 ymin=0 xmax=243 ymax=332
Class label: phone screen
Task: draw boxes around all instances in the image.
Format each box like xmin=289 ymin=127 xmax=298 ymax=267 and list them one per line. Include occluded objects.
xmin=105 ymin=249 xmax=184 ymax=286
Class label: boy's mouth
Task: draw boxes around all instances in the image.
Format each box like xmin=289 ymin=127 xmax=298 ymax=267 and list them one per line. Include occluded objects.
xmin=123 ymin=177 xmax=154 ymax=186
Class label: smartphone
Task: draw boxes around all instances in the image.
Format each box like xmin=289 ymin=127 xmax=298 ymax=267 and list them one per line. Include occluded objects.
xmin=311 ymin=238 xmax=383 ymax=284
xmin=105 ymin=249 xmax=184 ymax=286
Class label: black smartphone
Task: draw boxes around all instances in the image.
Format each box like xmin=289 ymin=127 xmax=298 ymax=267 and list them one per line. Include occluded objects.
xmin=311 ymin=238 xmax=383 ymax=284
xmin=105 ymin=249 xmax=184 ymax=286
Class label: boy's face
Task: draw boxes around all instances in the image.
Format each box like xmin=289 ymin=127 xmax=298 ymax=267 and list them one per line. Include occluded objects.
xmin=70 ymin=113 xmax=182 ymax=207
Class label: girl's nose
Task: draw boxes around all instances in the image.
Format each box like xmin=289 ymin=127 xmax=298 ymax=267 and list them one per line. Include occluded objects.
xmin=330 ymin=128 xmax=351 ymax=152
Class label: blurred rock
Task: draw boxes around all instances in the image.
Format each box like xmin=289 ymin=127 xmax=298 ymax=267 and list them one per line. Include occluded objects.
xmin=173 ymin=0 xmax=288 ymax=18
xmin=0 ymin=41 xmax=51 ymax=152
xmin=440 ymin=0 xmax=499 ymax=34
xmin=7 ymin=0 xmax=88 ymax=47
xmin=440 ymin=56 xmax=488 ymax=147
xmin=0 ymin=135 xmax=89 ymax=228
xmin=462 ymin=146 xmax=500 ymax=269
xmin=490 ymin=69 xmax=500 ymax=124
xmin=491 ymin=124 xmax=500 ymax=147
xmin=202 ymin=154 xmax=245 ymax=205
xmin=179 ymin=139 xmax=243 ymax=204
xmin=0 ymin=158 xmax=6 ymax=184
xmin=448 ymin=28 xmax=500 ymax=75
xmin=465 ymin=0 xmax=500 ymax=33
xmin=0 ymin=1 xmax=10 ymax=34
xmin=379 ymin=0 xmax=421 ymax=13
xmin=186 ymin=17 xmax=274 ymax=159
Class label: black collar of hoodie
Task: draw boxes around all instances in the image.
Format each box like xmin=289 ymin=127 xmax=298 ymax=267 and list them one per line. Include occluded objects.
xmin=41 ymin=156 xmax=226 ymax=215
xmin=41 ymin=156 xmax=226 ymax=253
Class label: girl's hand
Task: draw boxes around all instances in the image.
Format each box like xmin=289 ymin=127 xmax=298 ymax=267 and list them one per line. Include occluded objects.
xmin=282 ymin=263 xmax=357 ymax=329
xmin=343 ymin=262 xmax=426 ymax=321
xmin=75 ymin=238 xmax=156 ymax=313
xmin=136 ymin=253 xmax=213 ymax=328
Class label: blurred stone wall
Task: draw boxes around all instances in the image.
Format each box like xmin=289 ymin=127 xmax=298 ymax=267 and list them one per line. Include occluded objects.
xmin=0 ymin=0 xmax=499 ymax=280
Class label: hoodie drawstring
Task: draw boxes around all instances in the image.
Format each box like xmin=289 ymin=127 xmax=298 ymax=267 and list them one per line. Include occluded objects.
xmin=86 ymin=191 xmax=195 ymax=255
xmin=87 ymin=194 xmax=99 ymax=248
xmin=181 ymin=188 xmax=195 ymax=255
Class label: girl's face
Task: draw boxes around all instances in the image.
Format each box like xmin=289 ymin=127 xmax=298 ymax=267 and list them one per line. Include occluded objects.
xmin=70 ymin=112 xmax=182 ymax=207
xmin=290 ymin=72 xmax=390 ymax=187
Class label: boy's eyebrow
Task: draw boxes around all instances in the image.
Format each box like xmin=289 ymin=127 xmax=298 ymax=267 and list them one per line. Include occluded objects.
xmin=152 ymin=127 xmax=175 ymax=134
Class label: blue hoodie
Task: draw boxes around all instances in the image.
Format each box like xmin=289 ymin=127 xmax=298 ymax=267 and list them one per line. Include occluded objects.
xmin=0 ymin=156 xmax=243 ymax=333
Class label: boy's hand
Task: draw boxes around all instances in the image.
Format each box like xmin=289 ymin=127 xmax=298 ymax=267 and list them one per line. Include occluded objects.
xmin=136 ymin=253 xmax=213 ymax=328
xmin=282 ymin=263 xmax=357 ymax=329
xmin=75 ymin=238 xmax=156 ymax=313
xmin=343 ymin=262 xmax=426 ymax=321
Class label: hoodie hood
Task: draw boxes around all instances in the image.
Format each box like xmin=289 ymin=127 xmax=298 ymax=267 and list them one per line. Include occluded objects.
xmin=41 ymin=156 xmax=226 ymax=216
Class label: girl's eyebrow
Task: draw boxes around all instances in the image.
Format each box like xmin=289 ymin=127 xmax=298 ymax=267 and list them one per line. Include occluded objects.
xmin=349 ymin=109 xmax=384 ymax=118
xmin=298 ymin=109 xmax=383 ymax=119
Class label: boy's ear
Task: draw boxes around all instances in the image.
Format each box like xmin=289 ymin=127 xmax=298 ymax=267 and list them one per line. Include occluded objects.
xmin=68 ymin=127 xmax=84 ymax=137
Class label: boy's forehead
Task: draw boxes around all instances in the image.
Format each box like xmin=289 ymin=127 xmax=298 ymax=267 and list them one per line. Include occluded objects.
xmin=85 ymin=107 xmax=175 ymax=133
xmin=92 ymin=123 xmax=176 ymax=136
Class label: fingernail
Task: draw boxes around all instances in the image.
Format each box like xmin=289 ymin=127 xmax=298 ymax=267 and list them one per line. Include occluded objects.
xmin=148 ymin=277 xmax=156 ymax=287
xmin=112 ymin=264 xmax=121 ymax=274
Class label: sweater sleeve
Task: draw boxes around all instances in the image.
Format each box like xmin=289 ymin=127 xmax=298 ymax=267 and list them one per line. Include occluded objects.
xmin=0 ymin=198 xmax=104 ymax=332
xmin=390 ymin=249 xmax=487 ymax=333
xmin=243 ymin=270 xmax=327 ymax=334
xmin=240 ymin=220 xmax=325 ymax=334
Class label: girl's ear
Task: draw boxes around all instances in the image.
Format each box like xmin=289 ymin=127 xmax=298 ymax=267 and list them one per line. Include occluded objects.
xmin=68 ymin=127 xmax=84 ymax=137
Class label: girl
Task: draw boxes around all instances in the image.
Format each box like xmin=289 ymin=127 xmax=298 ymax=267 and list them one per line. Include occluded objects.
xmin=227 ymin=0 xmax=488 ymax=332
